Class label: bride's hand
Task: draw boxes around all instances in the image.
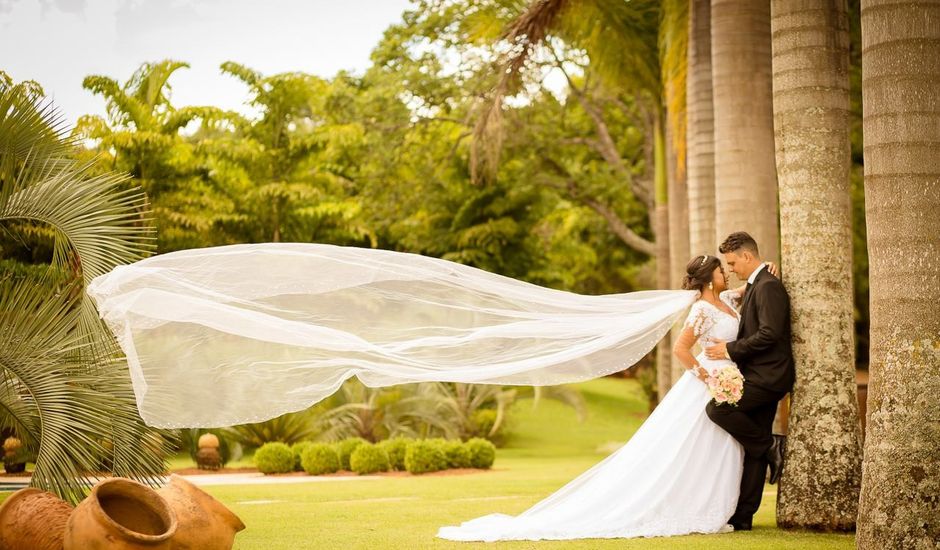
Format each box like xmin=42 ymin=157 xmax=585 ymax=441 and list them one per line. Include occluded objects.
xmin=765 ymin=261 xmax=780 ymax=278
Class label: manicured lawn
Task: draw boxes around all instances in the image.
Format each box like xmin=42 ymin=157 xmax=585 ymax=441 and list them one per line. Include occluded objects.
xmin=1 ymin=377 xmax=856 ymax=549
xmin=203 ymin=377 xmax=854 ymax=549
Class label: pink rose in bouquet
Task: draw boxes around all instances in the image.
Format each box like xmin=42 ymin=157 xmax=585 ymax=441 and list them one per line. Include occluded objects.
xmin=706 ymin=365 xmax=744 ymax=405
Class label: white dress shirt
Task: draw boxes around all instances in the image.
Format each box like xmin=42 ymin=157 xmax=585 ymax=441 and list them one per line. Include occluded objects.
xmin=747 ymin=262 xmax=766 ymax=285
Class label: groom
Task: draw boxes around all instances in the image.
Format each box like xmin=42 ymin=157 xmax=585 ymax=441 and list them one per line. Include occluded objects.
xmin=704 ymin=231 xmax=795 ymax=531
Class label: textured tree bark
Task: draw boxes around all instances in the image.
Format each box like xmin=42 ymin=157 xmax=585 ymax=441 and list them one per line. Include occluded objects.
xmin=857 ymin=0 xmax=940 ymax=547
xmin=654 ymin=116 xmax=674 ymax=403
xmin=667 ymin=122 xmax=691 ymax=384
xmin=687 ymin=0 xmax=717 ymax=258
xmin=710 ymin=0 xmax=780 ymax=264
xmin=771 ymin=0 xmax=862 ymax=530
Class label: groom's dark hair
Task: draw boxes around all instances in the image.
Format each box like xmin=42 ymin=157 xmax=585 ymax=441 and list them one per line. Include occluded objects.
xmin=719 ymin=232 xmax=760 ymax=256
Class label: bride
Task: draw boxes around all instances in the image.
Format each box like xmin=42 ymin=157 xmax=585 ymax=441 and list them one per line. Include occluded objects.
xmin=437 ymin=254 xmax=774 ymax=541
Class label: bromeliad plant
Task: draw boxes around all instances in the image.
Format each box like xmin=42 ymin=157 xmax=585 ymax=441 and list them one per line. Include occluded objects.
xmin=0 ymin=72 xmax=172 ymax=503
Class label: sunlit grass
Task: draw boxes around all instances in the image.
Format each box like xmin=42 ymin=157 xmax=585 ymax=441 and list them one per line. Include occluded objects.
xmin=1 ymin=377 xmax=855 ymax=549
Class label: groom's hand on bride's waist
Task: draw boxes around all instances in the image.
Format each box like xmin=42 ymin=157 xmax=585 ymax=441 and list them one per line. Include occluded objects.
xmin=705 ymin=340 xmax=731 ymax=361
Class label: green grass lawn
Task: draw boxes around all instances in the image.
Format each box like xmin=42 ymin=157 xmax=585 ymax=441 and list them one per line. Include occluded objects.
xmin=207 ymin=377 xmax=854 ymax=549
xmin=1 ymin=377 xmax=856 ymax=549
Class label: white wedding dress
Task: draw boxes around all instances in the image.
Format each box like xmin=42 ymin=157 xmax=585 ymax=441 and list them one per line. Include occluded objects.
xmin=437 ymin=291 xmax=745 ymax=542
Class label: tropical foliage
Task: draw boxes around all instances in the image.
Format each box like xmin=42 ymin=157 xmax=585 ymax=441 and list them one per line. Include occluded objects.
xmin=0 ymin=72 xmax=171 ymax=502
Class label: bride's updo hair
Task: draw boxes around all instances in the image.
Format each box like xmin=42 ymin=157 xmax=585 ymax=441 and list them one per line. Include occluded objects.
xmin=682 ymin=255 xmax=721 ymax=291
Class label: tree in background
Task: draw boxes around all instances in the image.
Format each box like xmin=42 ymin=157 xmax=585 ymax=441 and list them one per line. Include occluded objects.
xmin=710 ymin=0 xmax=780 ymax=264
xmin=75 ymin=60 xmax=229 ymax=251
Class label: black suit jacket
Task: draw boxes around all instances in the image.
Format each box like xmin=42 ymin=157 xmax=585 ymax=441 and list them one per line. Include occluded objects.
xmin=726 ymin=267 xmax=795 ymax=393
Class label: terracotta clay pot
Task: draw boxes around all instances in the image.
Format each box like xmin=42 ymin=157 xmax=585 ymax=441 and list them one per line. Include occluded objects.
xmin=0 ymin=487 xmax=72 ymax=550
xmin=157 ymin=474 xmax=245 ymax=549
xmin=63 ymin=478 xmax=177 ymax=550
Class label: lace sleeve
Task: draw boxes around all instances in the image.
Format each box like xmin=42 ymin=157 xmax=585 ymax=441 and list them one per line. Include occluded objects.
xmin=682 ymin=302 xmax=715 ymax=339
xmin=719 ymin=289 xmax=742 ymax=311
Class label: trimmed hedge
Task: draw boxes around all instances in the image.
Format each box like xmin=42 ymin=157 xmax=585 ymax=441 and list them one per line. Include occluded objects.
xmin=254 ymin=442 xmax=294 ymax=474
xmin=290 ymin=441 xmax=314 ymax=471
xmin=404 ymin=439 xmax=448 ymax=474
xmin=301 ymin=443 xmax=341 ymax=475
xmin=349 ymin=442 xmax=390 ymax=475
xmin=442 ymin=440 xmax=472 ymax=469
xmin=333 ymin=437 xmax=368 ymax=470
xmin=377 ymin=437 xmax=409 ymax=471
xmin=465 ymin=438 xmax=496 ymax=469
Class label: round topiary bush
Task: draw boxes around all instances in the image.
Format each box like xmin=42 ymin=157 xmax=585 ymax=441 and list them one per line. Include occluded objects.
xmin=376 ymin=437 xmax=409 ymax=471
xmin=301 ymin=443 xmax=341 ymax=475
xmin=291 ymin=441 xmax=314 ymax=471
xmin=465 ymin=438 xmax=496 ymax=469
xmin=349 ymin=442 xmax=390 ymax=475
xmin=254 ymin=442 xmax=294 ymax=474
xmin=404 ymin=439 xmax=448 ymax=474
xmin=442 ymin=440 xmax=472 ymax=469
xmin=333 ymin=437 xmax=368 ymax=470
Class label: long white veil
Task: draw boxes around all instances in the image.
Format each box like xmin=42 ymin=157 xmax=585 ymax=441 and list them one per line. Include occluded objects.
xmin=85 ymin=243 xmax=696 ymax=428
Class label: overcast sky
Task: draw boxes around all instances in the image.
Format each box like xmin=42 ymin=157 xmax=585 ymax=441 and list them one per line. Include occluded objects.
xmin=0 ymin=0 xmax=413 ymax=125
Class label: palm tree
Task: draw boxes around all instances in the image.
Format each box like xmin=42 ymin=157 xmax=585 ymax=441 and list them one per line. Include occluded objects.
xmin=662 ymin=0 xmax=691 ymax=384
xmin=856 ymin=1 xmax=940 ymax=547
xmin=770 ymin=0 xmax=862 ymax=530
xmin=710 ymin=0 xmax=780 ymax=264
xmin=686 ymin=0 xmax=716 ymax=257
xmin=0 ymin=73 xmax=170 ymax=503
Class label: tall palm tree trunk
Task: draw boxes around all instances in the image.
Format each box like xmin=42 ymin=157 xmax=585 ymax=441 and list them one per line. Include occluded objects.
xmin=667 ymin=123 xmax=690 ymax=385
xmin=653 ymin=116 xmax=674 ymax=403
xmin=857 ymin=1 xmax=940 ymax=547
xmin=771 ymin=0 xmax=861 ymax=530
xmin=710 ymin=0 xmax=780 ymax=264
xmin=687 ymin=0 xmax=716 ymax=257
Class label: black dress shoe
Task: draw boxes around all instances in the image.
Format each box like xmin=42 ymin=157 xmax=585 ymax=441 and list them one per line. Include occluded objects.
xmin=729 ymin=520 xmax=752 ymax=531
xmin=766 ymin=434 xmax=786 ymax=485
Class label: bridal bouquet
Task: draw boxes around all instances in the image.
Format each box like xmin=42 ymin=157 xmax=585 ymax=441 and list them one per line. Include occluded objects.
xmin=707 ymin=365 xmax=744 ymax=406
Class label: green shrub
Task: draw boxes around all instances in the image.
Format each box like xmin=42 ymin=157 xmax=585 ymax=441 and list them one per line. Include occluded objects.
xmin=254 ymin=442 xmax=294 ymax=474
xmin=426 ymin=437 xmax=448 ymax=452
xmin=300 ymin=443 xmax=341 ymax=475
xmin=333 ymin=437 xmax=368 ymax=470
xmin=377 ymin=437 xmax=409 ymax=471
xmin=291 ymin=441 xmax=314 ymax=471
xmin=349 ymin=442 xmax=390 ymax=475
xmin=442 ymin=440 xmax=472 ymax=468
xmin=465 ymin=438 xmax=496 ymax=469
xmin=404 ymin=439 xmax=447 ymax=474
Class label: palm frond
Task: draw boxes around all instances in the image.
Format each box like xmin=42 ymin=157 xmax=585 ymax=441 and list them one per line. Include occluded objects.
xmin=81 ymin=75 xmax=148 ymax=128
xmin=0 ymin=81 xmax=171 ymax=500
xmin=127 ymin=59 xmax=190 ymax=111
xmin=220 ymin=61 xmax=264 ymax=90
xmin=0 ymin=278 xmax=120 ymax=502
